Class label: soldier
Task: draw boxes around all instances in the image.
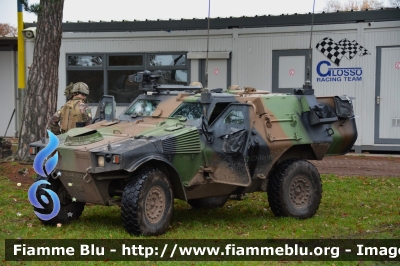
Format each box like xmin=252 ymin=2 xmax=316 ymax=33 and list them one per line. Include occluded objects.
xmin=48 ymin=82 xmax=92 ymax=135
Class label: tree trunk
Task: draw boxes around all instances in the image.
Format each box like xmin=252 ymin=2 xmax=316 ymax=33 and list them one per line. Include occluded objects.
xmin=16 ymin=0 xmax=64 ymax=161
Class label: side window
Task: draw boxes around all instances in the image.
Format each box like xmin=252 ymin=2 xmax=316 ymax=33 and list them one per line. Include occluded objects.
xmin=170 ymin=102 xmax=203 ymax=120
xmin=124 ymin=100 xmax=160 ymax=116
xmin=209 ymin=102 xmax=231 ymax=124
xmin=104 ymin=102 xmax=113 ymax=115
xmin=224 ymin=110 xmax=244 ymax=124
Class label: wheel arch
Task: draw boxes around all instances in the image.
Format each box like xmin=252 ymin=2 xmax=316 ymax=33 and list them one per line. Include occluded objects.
xmin=276 ymin=143 xmax=330 ymax=165
xmin=125 ymin=156 xmax=186 ymax=200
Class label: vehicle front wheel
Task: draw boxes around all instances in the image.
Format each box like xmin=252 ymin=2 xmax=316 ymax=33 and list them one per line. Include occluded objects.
xmin=267 ymin=159 xmax=322 ymax=219
xmin=121 ymin=167 xmax=173 ymax=236
xmin=32 ymin=175 xmax=85 ymax=225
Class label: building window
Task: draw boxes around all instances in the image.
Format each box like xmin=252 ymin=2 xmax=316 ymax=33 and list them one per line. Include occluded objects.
xmin=148 ymin=54 xmax=187 ymax=85
xmin=154 ymin=70 xmax=187 ymax=85
xmin=68 ymin=55 xmax=102 ymax=67
xmin=109 ymin=55 xmax=143 ymax=66
xmin=67 ymin=70 xmax=104 ymax=103
xmin=149 ymin=54 xmax=186 ymax=66
xmin=107 ymin=70 xmax=141 ymax=104
xmin=66 ymin=53 xmax=188 ymax=105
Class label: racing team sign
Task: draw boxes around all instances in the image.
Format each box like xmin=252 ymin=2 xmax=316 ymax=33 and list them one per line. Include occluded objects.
xmin=316 ymin=61 xmax=362 ymax=82
xmin=315 ymin=37 xmax=370 ymax=83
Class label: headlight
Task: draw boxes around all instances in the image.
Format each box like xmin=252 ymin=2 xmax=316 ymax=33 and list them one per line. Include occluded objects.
xmin=113 ymin=155 xmax=120 ymax=164
xmin=29 ymin=146 xmax=37 ymax=155
xmin=98 ymin=156 xmax=105 ymax=167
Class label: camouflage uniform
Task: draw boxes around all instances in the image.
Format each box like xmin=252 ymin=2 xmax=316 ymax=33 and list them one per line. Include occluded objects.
xmin=48 ymin=97 xmax=92 ymax=135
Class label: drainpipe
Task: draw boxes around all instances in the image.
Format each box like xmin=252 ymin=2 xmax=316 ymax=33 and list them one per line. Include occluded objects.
xmin=17 ymin=0 xmax=26 ymax=138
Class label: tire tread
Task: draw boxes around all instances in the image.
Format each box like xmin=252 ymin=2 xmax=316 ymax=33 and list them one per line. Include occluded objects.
xmin=267 ymin=159 xmax=322 ymax=219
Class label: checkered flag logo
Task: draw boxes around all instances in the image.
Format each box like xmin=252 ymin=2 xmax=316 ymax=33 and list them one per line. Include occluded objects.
xmin=316 ymin=37 xmax=371 ymax=66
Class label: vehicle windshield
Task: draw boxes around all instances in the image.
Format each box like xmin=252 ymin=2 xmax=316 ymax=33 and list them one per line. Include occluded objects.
xmin=170 ymin=102 xmax=203 ymax=120
xmin=123 ymin=99 xmax=160 ymax=116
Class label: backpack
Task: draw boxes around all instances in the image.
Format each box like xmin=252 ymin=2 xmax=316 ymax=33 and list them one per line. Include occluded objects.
xmin=60 ymin=99 xmax=85 ymax=132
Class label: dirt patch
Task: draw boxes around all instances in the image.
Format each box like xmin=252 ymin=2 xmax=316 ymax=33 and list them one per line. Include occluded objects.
xmin=1 ymin=155 xmax=399 ymax=188
xmin=0 ymin=162 xmax=35 ymax=187
xmin=310 ymin=155 xmax=400 ymax=177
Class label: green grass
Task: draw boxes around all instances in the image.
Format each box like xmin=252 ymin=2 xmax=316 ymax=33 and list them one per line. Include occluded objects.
xmin=1 ymin=174 xmax=400 ymax=265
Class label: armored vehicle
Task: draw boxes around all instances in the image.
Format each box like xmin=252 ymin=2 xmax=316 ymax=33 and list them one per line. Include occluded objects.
xmin=29 ymin=71 xmax=357 ymax=236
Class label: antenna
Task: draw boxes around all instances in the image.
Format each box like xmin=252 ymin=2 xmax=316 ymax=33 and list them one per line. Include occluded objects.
xmin=304 ymin=0 xmax=316 ymax=91
xmin=205 ymin=0 xmax=211 ymax=89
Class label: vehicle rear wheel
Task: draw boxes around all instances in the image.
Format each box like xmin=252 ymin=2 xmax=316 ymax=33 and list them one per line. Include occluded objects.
xmin=267 ymin=159 xmax=322 ymax=219
xmin=121 ymin=167 xmax=173 ymax=236
xmin=188 ymin=195 xmax=230 ymax=209
xmin=32 ymin=175 xmax=85 ymax=225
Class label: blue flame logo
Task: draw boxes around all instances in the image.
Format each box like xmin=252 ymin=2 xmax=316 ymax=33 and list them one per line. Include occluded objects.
xmin=28 ymin=180 xmax=61 ymax=220
xmin=33 ymin=130 xmax=59 ymax=177
xmin=28 ymin=130 xmax=61 ymax=221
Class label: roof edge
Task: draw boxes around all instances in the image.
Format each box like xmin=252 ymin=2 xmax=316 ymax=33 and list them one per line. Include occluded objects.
xmin=24 ymin=9 xmax=400 ymax=33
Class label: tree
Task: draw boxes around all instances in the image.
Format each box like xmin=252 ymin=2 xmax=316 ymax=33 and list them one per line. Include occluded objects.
xmin=0 ymin=23 xmax=18 ymax=37
xmin=323 ymin=0 xmax=343 ymax=12
xmin=16 ymin=0 xmax=65 ymax=161
xmin=358 ymin=0 xmax=384 ymax=9
xmin=323 ymin=0 xmax=384 ymax=12
xmin=389 ymin=0 xmax=400 ymax=7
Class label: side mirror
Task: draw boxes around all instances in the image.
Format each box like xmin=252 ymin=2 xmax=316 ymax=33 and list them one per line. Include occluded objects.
xmin=200 ymin=89 xmax=212 ymax=123
xmin=200 ymin=89 xmax=212 ymax=104
xmin=198 ymin=89 xmax=214 ymax=143
xmin=202 ymin=106 xmax=208 ymax=122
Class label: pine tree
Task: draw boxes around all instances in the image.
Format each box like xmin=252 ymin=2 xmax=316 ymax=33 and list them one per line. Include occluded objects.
xmin=17 ymin=0 xmax=64 ymax=160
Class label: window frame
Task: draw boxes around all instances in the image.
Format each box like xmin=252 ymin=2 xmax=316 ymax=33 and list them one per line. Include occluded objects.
xmin=67 ymin=54 xmax=104 ymax=68
xmin=146 ymin=52 xmax=187 ymax=70
xmin=66 ymin=52 xmax=189 ymax=106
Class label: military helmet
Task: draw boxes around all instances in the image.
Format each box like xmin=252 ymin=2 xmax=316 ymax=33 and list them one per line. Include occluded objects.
xmin=189 ymin=81 xmax=203 ymax=88
xmin=72 ymin=82 xmax=89 ymax=95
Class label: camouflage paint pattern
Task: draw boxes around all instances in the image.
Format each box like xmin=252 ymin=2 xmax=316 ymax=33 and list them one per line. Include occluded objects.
xmin=30 ymin=88 xmax=357 ymax=205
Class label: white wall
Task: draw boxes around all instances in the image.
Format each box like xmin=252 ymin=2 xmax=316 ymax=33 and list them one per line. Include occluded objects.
xmin=0 ymin=51 xmax=17 ymax=137
xmin=23 ymin=20 xmax=400 ymax=149
xmin=233 ymin=21 xmax=400 ymax=148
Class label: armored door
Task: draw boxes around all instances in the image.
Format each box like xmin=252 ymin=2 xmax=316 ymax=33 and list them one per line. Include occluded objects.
xmin=206 ymin=104 xmax=253 ymax=187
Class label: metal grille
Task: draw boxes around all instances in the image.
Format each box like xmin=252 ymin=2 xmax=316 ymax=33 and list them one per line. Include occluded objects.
xmin=162 ymin=129 xmax=201 ymax=154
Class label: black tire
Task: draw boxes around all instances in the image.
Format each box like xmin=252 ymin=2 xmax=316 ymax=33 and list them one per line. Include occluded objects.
xmin=121 ymin=167 xmax=173 ymax=236
xmin=267 ymin=159 xmax=322 ymax=219
xmin=33 ymin=175 xmax=85 ymax=225
xmin=188 ymin=195 xmax=230 ymax=209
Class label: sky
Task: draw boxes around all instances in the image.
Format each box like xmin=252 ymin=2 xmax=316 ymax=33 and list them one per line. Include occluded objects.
xmin=0 ymin=0 xmax=391 ymax=27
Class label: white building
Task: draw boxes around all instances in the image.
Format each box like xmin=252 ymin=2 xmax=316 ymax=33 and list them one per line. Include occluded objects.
xmin=0 ymin=37 xmax=17 ymax=139
xmin=2 ymin=9 xmax=400 ymax=152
